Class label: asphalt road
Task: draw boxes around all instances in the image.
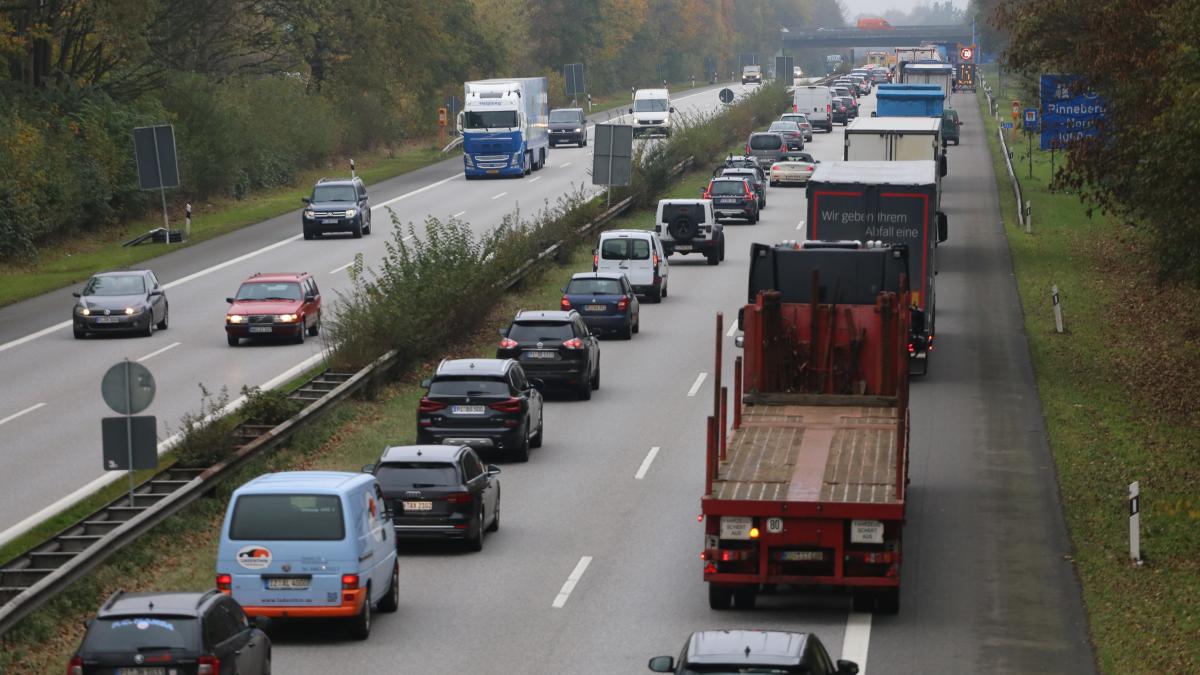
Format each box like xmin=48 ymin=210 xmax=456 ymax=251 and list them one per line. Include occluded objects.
xmin=261 ymin=92 xmax=1091 ymax=673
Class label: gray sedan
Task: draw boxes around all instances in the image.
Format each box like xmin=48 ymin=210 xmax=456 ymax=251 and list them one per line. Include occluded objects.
xmin=72 ymin=270 xmax=169 ymax=338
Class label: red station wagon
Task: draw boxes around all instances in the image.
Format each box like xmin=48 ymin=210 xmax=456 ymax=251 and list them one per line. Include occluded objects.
xmin=225 ymin=272 xmax=322 ymax=346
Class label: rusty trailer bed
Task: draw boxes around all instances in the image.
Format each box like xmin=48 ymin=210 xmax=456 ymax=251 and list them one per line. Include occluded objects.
xmin=712 ymin=402 xmax=901 ymax=504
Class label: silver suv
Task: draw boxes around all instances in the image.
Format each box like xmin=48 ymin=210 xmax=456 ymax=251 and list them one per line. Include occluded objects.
xmin=745 ymin=132 xmax=788 ymax=170
xmin=655 ymin=199 xmax=724 ymax=266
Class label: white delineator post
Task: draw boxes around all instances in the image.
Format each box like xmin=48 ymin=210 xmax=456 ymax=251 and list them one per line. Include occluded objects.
xmin=1129 ymin=481 xmax=1142 ymax=565
xmin=1051 ymin=284 xmax=1064 ymax=333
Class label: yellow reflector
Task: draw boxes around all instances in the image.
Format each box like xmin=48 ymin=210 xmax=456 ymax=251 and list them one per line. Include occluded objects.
xmin=749 ymin=527 xmax=760 ymax=539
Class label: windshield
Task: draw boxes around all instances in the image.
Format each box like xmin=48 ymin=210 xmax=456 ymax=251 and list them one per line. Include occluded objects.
xmin=566 ymin=278 xmax=623 ymax=295
xmin=549 ymin=110 xmax=581 ymax=123
xmin=634 ymin=98 xmax=669 ymax=113
xmin=507 ymin=322 xmax=574 ymax=341
xmin=82 ymin=617 xmax=199 ymax=652
xmin=784 ymin=153 xmax=815 ymax=163
xmin=710 ymin=180 xmax=747 ymax=196
xmin=84 ymin=275 xmax=145 ymax=296
xmin=600 ymin=238 xmax=651 ymax=261
xmin=464 ymin=110 xmax=518 ymax=129
xmin=769 ymin=123 xmax=799 ymax=133
xmin=376 ymin=463 xmax=459 ymax=491
xmin=235 ymin=282 xmax=301 ymax=302
xmin=311 ymin=185 xmax=356 ymax=202
xmin=429 ymin=377 xmax=510 ymax=396
xmin=743 ymin=66 xmax=762 ymax=73
xmin=229 ymin=494 xmax=345 ymax=541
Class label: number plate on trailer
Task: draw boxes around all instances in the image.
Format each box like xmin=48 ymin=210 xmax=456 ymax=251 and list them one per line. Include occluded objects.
xmin=249 ymin=326 xmax=273 ymax=333
xmin=584 ymin=304 xmax=606 ymax=312
xmin=779 ymin=550 xmax=825 ymax=562
xmin=525 ymin=351 xmax=557 ymax=359
xmin=719 ymin=516 xmax=753 ymax=540
xmin=96 ymin=317 xmax=120 ymax=324
xmin=267 ymin=576 xmax=311 ymax=590
xmin=403 ymin=501 xmax=433 ymax=511
xmin=451 ymin=405 xmax=485 ymax=414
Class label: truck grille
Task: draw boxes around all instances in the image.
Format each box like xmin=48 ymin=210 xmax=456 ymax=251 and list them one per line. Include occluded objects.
xmin=474 ymin=155 xmax=509 ymax=162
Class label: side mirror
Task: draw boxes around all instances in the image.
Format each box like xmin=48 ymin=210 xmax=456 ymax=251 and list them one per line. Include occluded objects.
xmin=301 ymin=197 xmax=310 ymax=204
xmin=957 ymin=120 xmax=963 ymax=126
xmin=420 ymin=378 xmax=432 ymax=388
xmin=648 ymin=656 xmax=675 ymax=672
xmin=72 ymin=291 xmax=81 ymax=298
xmin=937 ymin=211 xmax=948 ymax=243
xmin=530 ymin=378 xmax=546 ymax=390
xmin=628 ymin=108 xmax=634 ymax=115
xmin=669 ymin=107 xmax=675 ymax=113
xmin=486 ymin=465 xmax=502 ymax=476
xmin=361 ymin=464 xmax=375 ymax=474
xmin=836 ymin=659 xmax=860 ymax=675
xmin=150 ymin=289 xmax=163 ymax=297
xmin=225 ymin=297 xmax=235 ymax=304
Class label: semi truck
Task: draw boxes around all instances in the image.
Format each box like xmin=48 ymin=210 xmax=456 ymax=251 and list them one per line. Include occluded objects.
xmin=805 ymin=161 xmax=946 ymax=372
xmin=875 ymin=84 xmax=945 ymax=118
xmin=702 ymin=241 xmax=913 ymax=612
xmin=894 ymin=46 xmax=940 ymax=65
xmin=901 ymin=62 xmax=956 ymax=99
xmin=458 ymin=77 xmax=549 ymax=178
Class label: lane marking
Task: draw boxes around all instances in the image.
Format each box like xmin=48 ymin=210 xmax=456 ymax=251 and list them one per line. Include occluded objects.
xmin=330 ymin=261 xmax=354 ymax=274
xmin=162 ymin=234 xmax=303 ymax=291
xmin=491 ymin=191 xmax=508 ymax=200
xmin=529 ymin=176 xmax=542 ymax=183
xmin=726 ymin=321 xmax=738 ymax=337
xmin=373 ymin=173 xmax=461 ymax=210
xmin=634 ymin=446 xmax=661 ymax=480
xmin=842 ymin=611 xmax=872 ymax=674
xmin=552 ymin=556 xmax=593 ymax=608
xmin=0 ymin=402 xmax=46 ymax=428
xmin=560 ymin=162 xmax=572 ymax=168
xmin=687 ymin=372 xmax=708 ymax=397
xmin=137 ymin=341 xmax=181 ymax=363
xmin=797 ymin=219 xmax=807 ymax=230
xmin=0 ymin=321 xmax=71 ymax=355
xmin=452 ymin=210 xmax=467 ymax=218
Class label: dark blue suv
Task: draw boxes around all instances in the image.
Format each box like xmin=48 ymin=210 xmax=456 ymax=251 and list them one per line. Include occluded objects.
xmin=561 ymin=272 xmax=640 ymax=339
xmin=302 ymin=177 xmax=372 ymax=239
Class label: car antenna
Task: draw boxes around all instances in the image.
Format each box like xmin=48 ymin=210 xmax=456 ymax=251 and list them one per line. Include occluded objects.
xmin=744 ymin=646 xmax=751 ymax=657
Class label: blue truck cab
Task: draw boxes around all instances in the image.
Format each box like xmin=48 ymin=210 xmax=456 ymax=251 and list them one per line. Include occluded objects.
xmin=216 ymin=471 xmax=399 ymax=640
xmin=459 ymin=77 xmax=549 ymax=179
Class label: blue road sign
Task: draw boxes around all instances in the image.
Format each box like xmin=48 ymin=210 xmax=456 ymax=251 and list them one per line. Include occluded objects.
xmin=1001 ymin=121 xmax=1013 ymax=129
xmin=1039 ymin=74 xmax=1107 ymax=150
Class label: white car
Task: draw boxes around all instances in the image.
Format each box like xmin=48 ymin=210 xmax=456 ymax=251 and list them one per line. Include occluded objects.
xmin=769 ymin=153 xmax=819 ymax=187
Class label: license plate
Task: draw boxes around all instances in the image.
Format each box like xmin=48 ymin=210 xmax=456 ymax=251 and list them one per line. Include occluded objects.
xmin=584 ymin=304 xmax=606 ymax=312
xmin=249 ymin=326 xmax=273 ymax=333
xmin=117 ymin=669 xmax=166 ymax=675
xmin=780 ymin=550 xmax=825 ymax=562
xmin=674 ymin=244 xmax=693 ymax=251
xmin=525 ymin=351 xmax=556 ymax=359
xmin=321 ymin=218 xmax=338 ymax=224
xmin=403 ymin=501 xmax=433 ymax=511
xmin=267 ymin=577 xmax=311 ymax=590
xmin=717 ymin=199 xmax=738 ymax=205
xmin=96 ymin=317 xmax=120 ymax=323
xmin=451 ymin=405 xmax=485 ymax=414
xmin=719 ymin=516 xmax=753 ymax=540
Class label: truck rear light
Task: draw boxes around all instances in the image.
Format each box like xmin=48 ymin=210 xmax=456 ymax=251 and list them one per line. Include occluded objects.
xmin=419 ymin=398 xmax=448 ymax=413
xmin=560 ymin=296 xmax=571 ymax=311
xmin=488 ymin=397 xmax=522 ymax=414
xmin=704 ymin=563 xmax=717 ymax=575
xmin=216 ymin=574 xmax=231 ymax=592
xmin=562 ymin=338 xmax=584 ymax=350
xmin=67 ymin=656 xmax=83 ymax=675
xmin=341 ymin=574 xmax=359 ymax=590
xmin=749 ymin=527 xmax=760 ymax=539
xmin=444 ymin=492 xmax=473 ymax=504
xmin=499 ymin=338 xmax=518 ymax=349
xmin=907 ymin=342 xmax=915 ymax=354
xmin=198 ymin=656 xmax=220 ymax=675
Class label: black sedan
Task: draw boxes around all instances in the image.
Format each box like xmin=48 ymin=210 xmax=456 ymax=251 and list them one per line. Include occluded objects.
xmin=72 ymin=270 xmax=168 ymax=339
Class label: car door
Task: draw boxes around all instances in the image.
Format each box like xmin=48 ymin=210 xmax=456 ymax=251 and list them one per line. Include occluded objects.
xmin=306 ymin=277 xmax=322 ymax=327
xmin=622 ymin=277 xmax=639 ymax=323
xmin=357 ymin=182 xmax=370 ymax=226
xmin=461 ymin=450 xmax=493 ymax=523
xmin=370 ymin=482 xmax=395 ymax=594
xmin=575 ymin=317 xmax=599 ymax=378
xmin=510 ymin=365 xmax=540 ymax=432
xmin=147 ymin=271 xmax=165 ymax=319
xmin=653 ymin=235 xmax=668 ymax=283
xmin=223 ymin=600 xmax=268 ymax=674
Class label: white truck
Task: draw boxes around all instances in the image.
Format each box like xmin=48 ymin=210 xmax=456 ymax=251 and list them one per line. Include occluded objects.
xmin=459 ymin=77 xmax=549 ymax=178
xmin=843 ymin=116 xmax=948 ymax=185
xmin=900 ymin=62 xmax=956 ymax=100
xmin=629 ymin=88 xmax=674 ymax=137
xmin=793 ymin=85 xmax=834 ymax=132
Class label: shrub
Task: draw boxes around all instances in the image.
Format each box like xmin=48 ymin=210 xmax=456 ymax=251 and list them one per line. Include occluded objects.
xmin=171 ymin=385 xmax=238 ymax=468
xmin=239 ymin=385 xmax=303 ymax=426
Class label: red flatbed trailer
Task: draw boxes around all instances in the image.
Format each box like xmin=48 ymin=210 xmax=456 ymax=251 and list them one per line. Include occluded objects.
xmin=701 ymin=267 xmax=910 ymax=613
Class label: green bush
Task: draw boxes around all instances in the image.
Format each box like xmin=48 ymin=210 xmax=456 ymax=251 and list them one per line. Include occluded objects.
xmin=171 ymin=385 xmax=239 ymax=468
xmin=239 ymin=385 xmax=304 ymax=426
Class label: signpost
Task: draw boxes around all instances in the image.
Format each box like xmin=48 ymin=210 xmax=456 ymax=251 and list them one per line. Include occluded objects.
xmin=718 ymin=88 xmax=735 ymax=104
xmin=591 ymin=124 xmax=634 ymax=208
xmin=1023 ymin=108 xmax=1038 ymax=179
xmin=564 ymin=62 xmax=586 ymax=104
xmin=444 ymin=95 xmax=460 ymax=137
xmin=774 ymin=56 xmax=794 ymax=87
xmin=1039 ymin=74 xmax=1108 ymax=150
xmin=132 ymin=125 xmax=182 ymax=244
xmin=101 ymin=360 xmax=158 ymax=506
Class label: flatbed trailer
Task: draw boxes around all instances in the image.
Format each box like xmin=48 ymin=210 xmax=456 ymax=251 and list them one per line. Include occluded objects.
xmin=702 ymin=246 xmax=911 ymax=613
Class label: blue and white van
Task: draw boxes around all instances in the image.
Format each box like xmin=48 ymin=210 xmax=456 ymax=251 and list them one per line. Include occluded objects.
xmin=216 ymin=471 xmax=398 ymax=640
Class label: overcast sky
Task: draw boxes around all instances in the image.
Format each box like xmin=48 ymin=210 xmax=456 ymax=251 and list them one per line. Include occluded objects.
xmin=841 ymin=0 xmax=967 ymax=20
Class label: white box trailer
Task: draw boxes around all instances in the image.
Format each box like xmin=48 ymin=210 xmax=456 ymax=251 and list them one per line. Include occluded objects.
xmin=901 ymin=63 xmax=956 ymax=100
xmin=843 ymin=117 xmax=947 ymax=194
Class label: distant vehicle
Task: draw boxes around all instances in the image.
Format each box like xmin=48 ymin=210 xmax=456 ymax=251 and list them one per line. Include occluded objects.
xmin=745 ymin=132 xmax=788 ymax=170
xmin=225 ymin=272 xmax=321 ymax=346
xmin=460 ymin=77 xmax=549 ymax=178
xmin=419 ymin=358 xmax=544 ymax=458
xmin=656 ymin=199 xmax=723 ymax=265
xmin=719 ymin=166 xmax=768 ymax=209
xmin=769 ymin=152 xmax=819 ymax=186
xmin=716 ymin=155 xmax=767 ymax=182
xmin=857 ymin=16 xmax=893 ymax=29
xmin=594 ymin=229 xmax=669 ymax=302
xmin=649 ymin=630 xmax=858 ymax=674
xmin=301 ymin=176 xmax=371 ymax=240
xmin=217 ymin=471 xmax=399 ymax=640
xmin=701 ymin=176 xmax=759 ymax=224
xmin=830 ymin=97 xmax=850 ymax=125
xmin=548 ymin=107 xmax=587 ymax=147
xmin=630 ymin=88 xmax=674 ymax=137
xmin=72 ymin=270 xmax=168 ymax=339
xmin=836 ymin=95 xmax=859 ymax=119
xmin=942 ymin=108 xmax=962 ymax=145
xmin=767 ymin=120 xmax=806 ymax=151
xmin=793 ymin=86 xmax=834 ymax=132
xmin=779 ymin=113 xmax=814 ymax=141
xmin=741 ymin=64 xmax=763 ymax=84
xmin=365 ymin=444 xmax=500 ymax=551
xmin=498 ymin=311 xmax=600 ymax=400
xmin=562 ymin=272 xmax=640 ymax=338
xmin=70 ymin=589 xmax=271 ymax=675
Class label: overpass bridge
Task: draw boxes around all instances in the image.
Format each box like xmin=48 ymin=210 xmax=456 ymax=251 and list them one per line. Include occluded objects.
xmin=781 ymin=25 xmax=972 ymax=50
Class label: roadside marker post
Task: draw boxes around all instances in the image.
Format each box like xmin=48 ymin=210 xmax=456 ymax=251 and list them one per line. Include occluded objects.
xmin=1129 ymin=481 xmax=1143 ymax=565
xmin=1051 ymin=284 xmax=1064 ymax=333
xmin=1025 ymin=200 xmax=1032 ymax=234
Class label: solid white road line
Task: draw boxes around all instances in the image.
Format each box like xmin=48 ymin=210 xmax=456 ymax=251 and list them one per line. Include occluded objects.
xmin=0 ymin=321 xmax=71 ymax=355
xmin=491 ymin=192 xmax=508 ymax=200
xmin=0 ymin=402 xmax=46 ymax=428
xmin=452 ymin=210 xmax=467 ymax=218
xmin=726 ymin=321 xmax=738 ymax=337
xmin=842 ymin=612 xmax=872 ymax=674
xmin=687 ymin=372 xmax=708 ymax=397
xmin=634 ymin=446 xmax=661 ymax=480
xmin=137 ymin=341 xmax=181 ymax=363
xmin=529 ymin=176 xmax=542 ymax=183
xmin=163 ymin=234 xmax=303 ymax=290
xmin=551 ymin=556 xmax=594 ymax=608
xmin=329 ymin=261 xmax=354 ymax=275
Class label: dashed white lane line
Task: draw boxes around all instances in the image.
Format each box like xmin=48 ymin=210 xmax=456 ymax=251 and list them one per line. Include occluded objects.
xmin=529 ymin=176 xmax=542 ymax=183
xmin=560 ymin=162 xmax=572 ymax=168
xmin=634 ymin=447 xmax=661 ymax=480
xmin=452 ymin=210 xmax=467 ymax=218
xmin=330 ymin=261 xmax=354 ymax=275
xmin=726 ymin=321 xmax=738 ymax=337
xmin=137 ymin=341 xmax=181 ymax=363
xmin=552 ymin=556 xmax=593 ymax=608
xmin=491 ymin=191 xmax=508 ymax=200
xmin=842 ymin=612 xmax=872 ymax=674
xmin=797 ymin=219 xmax=806 ymax=230
xmin=687 ymin=372 xmax=708 ymax=397
xmin=0 ymin=402 xmax=46 ymax=428
xmin=374 ymin=173 xmax=461 ymax=210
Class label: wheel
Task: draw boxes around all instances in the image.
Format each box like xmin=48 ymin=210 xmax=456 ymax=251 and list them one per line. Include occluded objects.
xmin=465 ymin=507 xmax=485 ymax=552
xmin=307 ymin=311 xmax=321 ymax=336
xmin=512 ymin=423 xmax=531 ymax=462
xmin=770 ymin=180 xmax=778 ymax=187
xmin=708 ymin=584 xmax=733 ymax=610
xmin=303 ymin=229 xmax=314 ymax=240
xmin=523 ymin=152 xmax=531 ymax=176
xmin=486 ymin=489 xmax=500 ymax=532
xmin=632 ymin=316 xmax=639 ymax=334
xmin=877 ymin=588 xmax=900 ymax=614
xmin=581 ymin=137 xmax=587 ymax=147
xmin=577 ymin=377 xmax=592 ymax=400
xmin=590 ymin=360 xmax=600 ymax=390
xmin=661 ymin=281 xmax=667 ymax=298
xmin=719 ymin=239 xmax=726 ymax=261
xmin=294 ymin=319 xmax=306 ymax=344
xmin=733 ymin=586 xmax=758 ymax=609
xmin=749 ymin=211 xmax=759 ymax=224
xmin=706 ymin=248 xmax=719 ymax=265
xmin=143 ymin=316 xmax=155 ymax=338
xmin=226 ymin=334 xmax=239 ymax=347
xmin=529 ymin=411 xmax=543 ymax=448
xmin=352 ymin=219 xmax=363 ymax=239
xmin=263 ymin=655 xmax=271 ymax=675
xmin=621 ymin=320 xmax=633 ymax=339
xmin=73 ymin=327 xmax=85 ymax=339
xmin=646 ymin=284 xmax=662 ymax=304
xmin=759 ymin=196 xmax=767 ymax=210
xmin=364 ymin=215 xmax=372 ymax=235
xmin=377 ymin=560 xmax=399 ymax=613
xmin=349 ymin=588 xmax=371 ymax=640
xmin=156 ymin=304 xmax=169 ymax=330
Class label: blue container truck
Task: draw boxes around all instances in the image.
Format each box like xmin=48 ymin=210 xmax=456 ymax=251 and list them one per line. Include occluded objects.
xmin=875 ymin=84 xmax=945 ymax=118
xmin=459 ymin=77 xmax=549 ymax=179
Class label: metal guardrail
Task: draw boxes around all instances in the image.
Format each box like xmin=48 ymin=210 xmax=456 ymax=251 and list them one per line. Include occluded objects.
xmin=982 ymin=77 xmax=1027 ymax=231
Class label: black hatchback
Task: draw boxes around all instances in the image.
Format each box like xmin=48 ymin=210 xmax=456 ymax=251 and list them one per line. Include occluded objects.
xmin=70 ymin=589 xmax=270 ymax=674
xmin=497 ymin=310 xmax=601 ymax=400
xmin=416 ymin=359 xmax=544 ymax=461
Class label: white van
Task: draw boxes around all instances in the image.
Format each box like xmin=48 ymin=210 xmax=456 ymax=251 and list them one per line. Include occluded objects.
xmin=793 ymin=86 xmax=833 ymax=133
xmin=630 ymin=89 xmax=673 ymax=137
xmin=594 ymin=229 xmax=669 ymax=302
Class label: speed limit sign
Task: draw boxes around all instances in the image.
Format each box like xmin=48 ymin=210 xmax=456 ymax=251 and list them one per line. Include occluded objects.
xmin=959 ymin=46 xmax=974 ymax=62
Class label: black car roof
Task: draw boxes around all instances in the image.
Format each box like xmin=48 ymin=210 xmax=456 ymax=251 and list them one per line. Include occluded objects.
xmin=98 ymin=590 xmax=223 ymax=618
xmin=514 ymin=310 xmax=575 ymax=322
xmin=686 ymin=630 xmax=809 ymax=666
xmin=379 ymin=444 xmax=464 ymax=463
xmin=435 ymin=358 xmax=512 ymax=377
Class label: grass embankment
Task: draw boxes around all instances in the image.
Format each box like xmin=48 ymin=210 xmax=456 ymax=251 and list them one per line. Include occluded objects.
xmin=976 ymin=65 xmax=1199 ymax=674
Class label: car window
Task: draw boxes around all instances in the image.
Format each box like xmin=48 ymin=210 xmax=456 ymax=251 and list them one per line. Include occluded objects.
xmin=633 ymin=98 xmax=670 ymax=113
xmin=573 ymin=318 xmax=590 ymax=336
xmin=236 ymin=282 xmax=301 ymax=301
xmin=84 ymin=275 xmax=146 ymax=296
xmin=203 ymin=605 xmax=240 ymax=648
xmin=508 ymin=321 xmax=574 ymax=341
xmin=710 ymin=180 xmax=747 ymax=195
xmin=600 ymin=238 xmax=650 ymax=261
xmin=769 ymin=123 xmax=799 ymax=132
xmin=750 ymin=134 xmax=782 ymax=150
xmin=357 ymin=183 xmax=367 ymax=199
xmin=429 ymin=377 xmax=510 ymax=396
xmin=567 ymin=278 xmax=623 ymax=295
xmin=148 ymin=272 xmax=160 ymax=288
xmin=549 ymin=110 xmax=582 ymax=123
xmin=376 ymin=462 xmax=459 ymax=490
xmin=81 ymin=616 xmax=199 ymax=651
xmin=228 ymin=494 xmax=345 ymax=541
xmin=510 ymin=366 xmax=529 ymax=390
xmin=462 ymin=452 xmax=484 ymax=480
xmin=311 ymin=184 xmax=356 ymax=202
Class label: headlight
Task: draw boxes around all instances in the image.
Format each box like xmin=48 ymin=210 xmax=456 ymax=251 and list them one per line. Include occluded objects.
xmin=124 ymin=307 xmax=138 ymax=315
xmin=77 ymin=306 xmax=90 ymax=316
xmin=275 ymin=313 xmax=299 ymax=323
xmin=303 ymin=209 xmax=314 ymax=219
xmin=512 ymin=152 xmax=522 ymax=165
xmin=344 ymin=208 xmax=357 ymax=218
xmin=574 ymin=127 xmax=582 ymax=132
xmin=227 ymin=315 xmax=245 ymax=324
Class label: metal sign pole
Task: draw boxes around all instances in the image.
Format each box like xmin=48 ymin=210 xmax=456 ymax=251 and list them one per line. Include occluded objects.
xmin=151 ymin=132 xmax=170 ymax=243
xmin=607 ymin=127 xmax=615 ymax=208
xmin=123 ymin=359 xmax=135 ymax=506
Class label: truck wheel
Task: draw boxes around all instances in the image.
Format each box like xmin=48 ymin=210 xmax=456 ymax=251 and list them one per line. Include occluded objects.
xmin=524 ymin=152 xmax=532 ymax=176
xmin=733 ymin=586 xmax=757 ymax=609
xmin=708 ymin=584 xmax=733 ymax=610
xmin=852 ymin=590 xmax=876 ymax=613
xmin=877 ymin=588 xmax=900 ymax=614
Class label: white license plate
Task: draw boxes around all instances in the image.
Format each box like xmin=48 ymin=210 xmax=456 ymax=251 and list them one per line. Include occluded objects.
xmin=403 ymin=501 xmax=433 ymax=511
xmin=267 ymin=577 xmax=311 ymax=590
xmin=780 ymin=550 xmax=825 ymax=562
xmin=117 ymin=669 xmax=166 ymax=675
xmin=451 ymin=405 xmax=485 ymax=414
xmin=96 ymin=317 xmax=120 ymax=323
xmin=321 ymin=218 xmax=338 ymax=224
xmin=584 ymin=304 xmax=606 ymax=312
xmin=717 ymin=199 xmax=738 ymax=205
xmin=719 ymin=516 xmax=753 ymax=540
xmin=249 ymin=326 xmax=273 ymax=333
xmin=526 ymin=351 xmax=556 ymax=359
xmin=674 ymin=244 xmax=693 ymax=251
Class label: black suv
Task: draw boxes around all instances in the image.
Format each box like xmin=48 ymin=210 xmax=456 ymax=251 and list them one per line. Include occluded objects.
xmin=70 ymin=589 xmax=270 ymax=674
xmin=302 ymin=176 xmax=372 ymax=239
xmin=548 ymin=108 xmax=587 ymax=147
xmin=831 ymin=98 xmax=850 ymax=125
xmin=497 ymin=310 xmax=600 ymax=400
xmin=365 ymin=444 xmax=501 ymax=551
xmin=719 ymin=166 xmax=767 ymax=209
xmin=649 ymin=630 xmax=857 ymax=675
xmin=417 ymin=359 xmax=544 ymax=461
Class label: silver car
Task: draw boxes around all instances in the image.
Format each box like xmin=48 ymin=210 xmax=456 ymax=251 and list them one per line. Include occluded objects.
xmin=779 ymin=113 xmax=814 ymax=142
xmin=745 ymin=132 xmax=788 ymax=170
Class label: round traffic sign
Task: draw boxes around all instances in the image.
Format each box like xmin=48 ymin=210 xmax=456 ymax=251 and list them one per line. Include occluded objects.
xmin=101 ymin=361 xmax=156 ymax=415
xmin=959 ymin=47 xmax=973 ymax=62
xmin=719 ymin=88 xmax=735 ymax=104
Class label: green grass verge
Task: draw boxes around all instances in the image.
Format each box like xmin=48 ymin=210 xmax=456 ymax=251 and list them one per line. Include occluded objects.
xmin=975 ymin=65 xmax=1199 ymax=674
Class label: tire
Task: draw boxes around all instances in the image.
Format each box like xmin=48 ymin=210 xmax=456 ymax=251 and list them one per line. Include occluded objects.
xmin=708 ymin=584 xmax=733 ymax=610
xmin=590 ymin=359 xmax=600 ymax=390
xmin=308 ymin=311 xmax=321 ymax=336
xmin=512 ymin=423 xmax=530 ymax=462
xmin=733 ymin=586 xmax=758 ymax=609
xmin=632 ymin=316 xmax=640 ymax=334
xmin=349 ymin=590 xmax=371 ymax=640
xmin=352 ymin=219 xmax=363 ymax=239
xmin=770 ymin=180 xmax=778 ymax=187
xmin=294 ymin=320 xmax=306 ymax=344
xmin=580 ymin=137 xmax=587 ymax=147
xmin=227 ymin=334 xmax=239 ymax=347
xmin=877 ymin=587 xmax=900 ymax=614
xmin=156 ymin=304 xmax=169 ymax=330
xmin=706 ymin=247 xmax=720 ymax=266
xmin=486 ymin=489 xmax=500 ymax=532
xmin=719 ymin=238 xmax=726 ymax=261
xmin=529 ymin=411 xmax=543 ymax=448
xmin=749 ymin=210 xmax=759 ymax=224
xmin=646 ymin=284 xmax=662 ymax=304
xmin=666 ymin=215 xmax=699 ymax=242
xmin=364 ymin=215 xmax=372 ymax=235
xmin=852 ymin=590 xmax=876 ymax=613
xmin=303 ymin=229 xmax=314 ymax=240
xmin=465 ymin=507 xmax=484 ymax=552
xmin=377 ymin=560 xmax=399 ymax=613
xmin=523 ymin=152 xmax=531 ymax=176
xmin=759 ymin=196 xmax=767 ymax=210
xmin=73 ymin=327 xmax=85 ymax=339
xmin=621 ymin=319 xmax=633 ymax=339
xmin=143 ymin=316 xmax=154 ymax=338
xmin=578 ymin=377 xmax=592 ymax=401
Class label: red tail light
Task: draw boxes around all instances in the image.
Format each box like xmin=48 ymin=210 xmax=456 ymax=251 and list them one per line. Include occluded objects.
xmin=562 ymin=338 xmax=584 ymax=350
xmin=592 ymin=253 xmax=599 ymax=270
xmin=499 ymin=337 xmax=518 ymax=349
xmin=67 ymin=656 xmax=83 ymax=675
xmin=908 ymin=342 xmax=915 ymax=354
xmin=560 ymin=296 xmax=571 ymax=311
xmin=198 ymin=656 xmax=220 ymax=675
xmin=341 ymin=574 xmax=359 ymax=590
xmin=793 ymin=104 xmax=797 ymax=112
xmin=419 ymin=397 xmax=448 ymax=413
xmin=444 ymin=492 xmax=473 ymax=504
xmin=488 ymin=397 xmax=522 ymax=414
xmin=216 ymin=574 xmax=231 ymax=592
xmin=652 ymin=252 xmax=660 ymax=268
xmin=745 ymin=184 xmax=754 ymax=198
xmin=826 ymin=103 xmax=831 ymax=113
xmin=744 ymin=145 xmax=750 ymax=154
xmin=703 ymin=187 xmax=712 ymax=199
xmin=617 ymin=297 xmax=629 ymax=311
